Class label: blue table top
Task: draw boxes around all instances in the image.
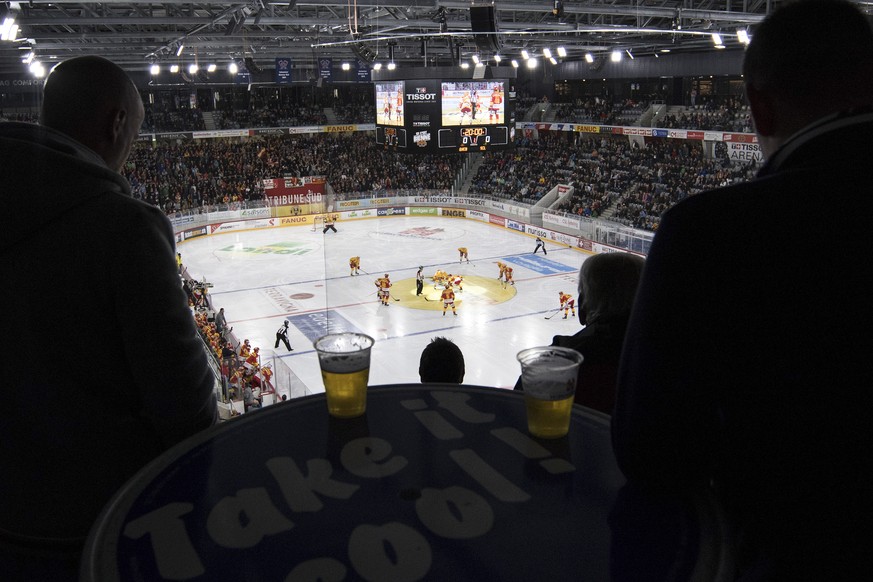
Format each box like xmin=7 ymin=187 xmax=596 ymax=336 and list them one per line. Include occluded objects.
xmin=81 ymin=385 xmax=626 ymax=581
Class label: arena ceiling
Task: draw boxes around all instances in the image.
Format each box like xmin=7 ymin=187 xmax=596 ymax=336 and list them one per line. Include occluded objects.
xmin=0 ymin=1 xmax=845 ymax=77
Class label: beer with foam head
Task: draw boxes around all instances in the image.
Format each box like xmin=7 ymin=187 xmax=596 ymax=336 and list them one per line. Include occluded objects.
xmin=314 ymin=333 xmax=375 ymax=418
xmin=517 ymin=346 xmax=583 ymax=439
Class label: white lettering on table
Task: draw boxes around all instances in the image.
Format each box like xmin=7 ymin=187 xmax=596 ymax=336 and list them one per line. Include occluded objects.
xmin=348 ymin=522 xmax=432 ymax=582
xmin=340 ymin=437 xmax=409 ymax=478
xmin=206 ymin=488 xmax=295 ymax=548
xmin=449 ymin=449 xmax=531 ymax=503
xmin=266 ymin=457 xmax=360 ymax=512
xmin=123 ymin=503 xmax=203 ymax=579
xmin=414 ymin=486 xmax=494 ymax=539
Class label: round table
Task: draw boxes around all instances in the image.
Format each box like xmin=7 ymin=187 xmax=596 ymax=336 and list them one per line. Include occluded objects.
xmin=81 ymin=385 xmax=626 ymax=581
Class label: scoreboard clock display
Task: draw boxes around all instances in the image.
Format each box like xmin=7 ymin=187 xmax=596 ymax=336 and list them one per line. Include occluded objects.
xmin=375 ymin=76 xmax=515 ymax=154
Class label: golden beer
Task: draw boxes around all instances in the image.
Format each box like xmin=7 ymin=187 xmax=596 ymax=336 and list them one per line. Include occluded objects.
xmin=321 ymin=368 xmax=370 ymax=418
xmin=314 ymin=333 xmax=375 ymax=419
xmin=524 ymin=393 xmax=575 ymax=438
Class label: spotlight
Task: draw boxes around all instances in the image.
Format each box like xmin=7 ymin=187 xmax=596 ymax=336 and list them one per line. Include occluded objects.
xmin=373 ymin=62 xmax=382 ymax=70
xmin=150 ymin=64 xmax=160 ymax=75
xmin=611 ymin=50 xmax=622 ymax=62
xmin=387 ymin=62 xmax=396 ymax=70
xmin=341 ymin=62 xmax=350 ymax=70
xmin=207 ymin=63 xmax=217 ymax=72
xmin=170 ymin=64 xmax=180 ymax=73
xmin=711 ymin=32 xmax=723 ymax=46
xmin=585 ymin=53 xmax=594 ymax=63
xmin=526 ymin=58 xmax=537 ymax=69
xmin=542 ymin=48 xmax=552 ymax=59
xmin=557 ymin=46 xmax=567 ymax=58
xmin=176 ymin=44 xmax=184 ymax=56
xmin=511 ymin=59 xmax=519 ymax=68
xmin=625 ymin=49 xmax=634 ymax=60
xmin=521 ymin=50 xmax=530 ymax=60
xmin=229 ymin=62 xmax=238 ymax=74
xmin=188 ymin=63 xmax=198 ymax=74
xmin=737 ymin=29 xmax=750 ymax=45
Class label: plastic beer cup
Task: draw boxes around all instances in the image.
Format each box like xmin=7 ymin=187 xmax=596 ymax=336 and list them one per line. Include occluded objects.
xmin=314 ymin=333 xmax=375 ymax=418
xmin=517 ymin=346 xmax=583 ymax=438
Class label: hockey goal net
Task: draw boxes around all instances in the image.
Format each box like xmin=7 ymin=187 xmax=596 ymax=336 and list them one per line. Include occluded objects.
xmin=311 ymin=215 xmax=325 ymax=232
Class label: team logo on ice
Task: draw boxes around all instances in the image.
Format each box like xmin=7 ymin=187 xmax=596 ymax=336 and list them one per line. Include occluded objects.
xmin=398 ymin=227 xmax=445 ymax=238
xmin=414 ymin=131 xmax=431 ymax=148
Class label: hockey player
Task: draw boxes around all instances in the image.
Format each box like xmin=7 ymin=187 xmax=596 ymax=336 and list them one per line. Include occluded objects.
xmin=375 ymin=273 xmax=392 ymax=306
xmin=245 ymin=346 xmax=261 ymax=370
xmin=503 ymin=266 xmax=514 ymax=288
xmin=458 ymin=92 xmax=473 ymax=124
xmin=323 ymin=214 xmax=338 ymax=234
xmin=441 ymin=285 xmax=457 ymax=316
xmin=433 ymin=269 xmax=448 ymax=288
xmin=458 ymin=247 xmax=470 ymax=264
xmin=488 ymin=85 xmax=503 ymax=123
xmin=496 ymin=261 xmax=506 ymax=280
xmin=452 ymin=273 xmax=464 ymax=291
xmin=239 ymin=338 xmax=252 ymax=360
xmin=559 ymin=291 xmax=576 ymax=319
xmin=534 ymin=236 xmax=548 ymax=255
xmin=349 ymin=256 xmax=361 ymax=276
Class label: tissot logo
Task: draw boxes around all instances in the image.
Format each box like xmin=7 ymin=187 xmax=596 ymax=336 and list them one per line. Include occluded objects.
xmin=406 ymin=92 xmax=436 ymax=101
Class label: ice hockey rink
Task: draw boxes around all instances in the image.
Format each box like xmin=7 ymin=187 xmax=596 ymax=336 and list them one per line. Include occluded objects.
xmin=179 ymin=215 xmax=592 ymax=396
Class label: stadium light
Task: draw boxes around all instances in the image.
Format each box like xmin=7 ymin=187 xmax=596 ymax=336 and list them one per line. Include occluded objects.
xmin=1 ymin=16 xmax=18 ymax=41
xmin=176 ymin=44 xmax=184 ymax=56
xmin=188 ymin=63 xmax=199 ymax=74
xmin=29 ymin=61 xmax=45 ymax=77
xmin=387 ymin=62 xmax=396 ymax=70
xmin=521 ymin=50 xmax=530 ymax=60
xmin=170 ymin=64 xmax=180 ymax=73
xmin=549 ymin=57 xmax=557 ymax=65
xmin=373 ymin=62 xmax=382 ymax=71
xmin=229 ymin=62 xmax=238 ymax=74
xmin=556 ymin=46 xmax=567 ymax=58
xmin=207 ymin=63 xmax=217 ymax=72
xmin=511 ymin=59 xmax=519 ymax=68
xmin=737 ymin=29 xmax=750 ymax=45
xmin=711 ymin=32 xmax=723 ymax=46
xmin=585 ymin=53 xmax=594 ymax=63
xmin=341 ymin=62 xmax=350 ymax=70
xmin=493 ymin=54 xmax=502 ymax=63
xmin=610 ymin=50 xmax=622 ymax=62
xmin=472 ymin=54 xmax=480 ymax=64
xmin=150 ymin=64 xmax=160 ymax=75
xmin=542 ymin=47 xmax=552 ymax=59
xmin=625 ymin=49 xmax=634 ymax=60
xmin=526 ymin=58 xmax=537 ymax=69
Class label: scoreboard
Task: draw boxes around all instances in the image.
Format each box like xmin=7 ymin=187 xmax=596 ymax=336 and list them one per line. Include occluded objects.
xmin=374 ymin=74 xmax=516 ymax=154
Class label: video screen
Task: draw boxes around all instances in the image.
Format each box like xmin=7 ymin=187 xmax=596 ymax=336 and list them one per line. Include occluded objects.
xmin=374 ymin=81 xmax=404 ymax=126
xmin=440 ymin=80 xmax=505 ymax=126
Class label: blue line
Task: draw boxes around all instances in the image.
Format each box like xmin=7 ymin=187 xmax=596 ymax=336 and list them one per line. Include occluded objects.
xmin=276 ymin=308 xmax=558 ymax=359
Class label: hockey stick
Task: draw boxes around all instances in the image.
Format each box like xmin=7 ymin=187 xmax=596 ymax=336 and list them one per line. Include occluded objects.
xmin=544 ymin=309 xmax=562 ymax=320
xmin=391 ymin=295 xmax=401 ymax=302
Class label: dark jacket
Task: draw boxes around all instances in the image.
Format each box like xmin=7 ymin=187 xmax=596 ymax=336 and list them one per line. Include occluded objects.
xmin=514 ymin=315 xmax=628 ymax=415
xmin=0 ymin=122 xmax=217 ymax=545
xmin=612 ymin=110 xmax=873 ymax=578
